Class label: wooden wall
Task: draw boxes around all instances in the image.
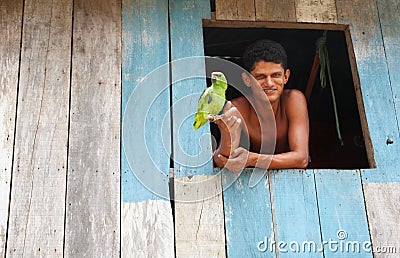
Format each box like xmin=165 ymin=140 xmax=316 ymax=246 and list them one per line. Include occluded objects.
xmin=1 ymin=0 xmax=120 ymax=256
xmin=1 ymin=0 xmax=399 ymax=257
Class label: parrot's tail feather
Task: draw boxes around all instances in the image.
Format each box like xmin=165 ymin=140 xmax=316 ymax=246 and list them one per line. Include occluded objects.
xmin=193 ymin=113 xmax=208 ymax=130
xmin=193 ymin=120 xmax=204 ymax=130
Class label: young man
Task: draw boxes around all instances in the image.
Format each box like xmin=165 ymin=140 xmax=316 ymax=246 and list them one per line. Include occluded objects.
xmin=211 ymin=39 xmax=309 ymax=173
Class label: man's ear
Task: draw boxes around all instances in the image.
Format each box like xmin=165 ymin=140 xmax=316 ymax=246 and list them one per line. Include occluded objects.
xmin=241 ymin=72 xmax=251 ymax=87
xmin=284 ymin=69 xmax=290 ymax=84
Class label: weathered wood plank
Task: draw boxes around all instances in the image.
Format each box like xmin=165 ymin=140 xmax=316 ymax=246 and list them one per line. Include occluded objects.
xmin=170 ymin=1 xmax=226 ymax=257
xmin=295 ymin=0 xmax=337 ymax=23
xmin=121 ymin=200 xmax=174 ymax=258
xmin=216 ymin=0 xmax=256 ymax=21
xmin=65 ymin=0 xmax=120 ymax=256
xmin=0 ymin=0 xmax=22 ymax=255
xmin=363 ymin=182 xmax=400 ymax=257
xmin=336 ymin=0 xmax=400 ymax=183
xmin=255 ymin=0 xmax=296 ymax=22
xmin=170 ymin=0 xmax=213 ymax=177
xmin=203 ymin=19 xmax=347 ymax=30
xmin=6 ymin=0 xmax=71 ymax=256
xmin=315 ymin=170 xmax=372 ymax=257
xmin=271 ymin=170 xmax=322 ymax=257
xmin=223 ymin=169 xmax=275 ymax=257
xmin=121 ymin=0 xmax=174 ymax=256
xmin=174 ymin=175 xmax=225 ymax=257
xmin=377 ymin=0 xmax=400 ymax=148
xmin=121 ymin=0 xmax=171 ymax=202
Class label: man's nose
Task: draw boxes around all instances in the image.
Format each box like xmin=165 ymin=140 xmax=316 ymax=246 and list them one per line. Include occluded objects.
xmin=264 ymin=76 xmax=273 ymax=86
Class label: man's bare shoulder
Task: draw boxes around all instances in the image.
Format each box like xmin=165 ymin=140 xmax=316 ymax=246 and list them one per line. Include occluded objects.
xmin=282 ymin=89 xmax=306 ymax=105
xmin=282 ymin=89 xmax=308 ymax=116
xmin=231 ymin=96 xmax=251 ymax=112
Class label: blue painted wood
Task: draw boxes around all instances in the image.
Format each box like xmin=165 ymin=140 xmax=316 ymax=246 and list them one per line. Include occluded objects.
xmin=169 ymin=0 xmax=214 ymax=177
xmin=121 ymin=0 xmax=171 ymax=201
xmin=271 ymin=169 xmax=323 ymax=257
xmin=336 ymin=0 xmax=400 ymax=183
xmin=315 ymin=170 xmax=372 ymax=257
xmin=377 ymin=0 xmax=400 ymax=159
xmin=223 ymin=169 xmax=275 ymax=257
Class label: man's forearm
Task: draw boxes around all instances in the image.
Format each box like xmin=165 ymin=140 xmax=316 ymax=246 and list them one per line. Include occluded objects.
xmin=248 ymin=151 xmax=308 ymax=169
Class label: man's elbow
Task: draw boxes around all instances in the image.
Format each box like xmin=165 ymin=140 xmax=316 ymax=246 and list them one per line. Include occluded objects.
xmin=297 ymin=154 xmax=309 ymax=169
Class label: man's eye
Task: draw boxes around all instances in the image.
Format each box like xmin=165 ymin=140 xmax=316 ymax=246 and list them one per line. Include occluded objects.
xmin=272 ymin=73 xmax=281 ymax=77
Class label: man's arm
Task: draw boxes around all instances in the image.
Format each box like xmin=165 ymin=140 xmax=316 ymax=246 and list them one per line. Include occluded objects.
xmin=211 ymin=101 xmax=243 ymax=168
xmin=262 ymin=89 xmax=309 ymax=169
xmin=218 ymin=90 xmax=309 ymax=172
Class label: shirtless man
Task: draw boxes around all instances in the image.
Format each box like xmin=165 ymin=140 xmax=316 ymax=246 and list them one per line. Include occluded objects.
xmin=211 ymin=39 xmax=309 ymax=173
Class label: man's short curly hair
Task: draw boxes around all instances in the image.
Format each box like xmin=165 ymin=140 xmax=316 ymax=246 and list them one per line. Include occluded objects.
xmin=242 ymin=39 xmax=288 ymax=72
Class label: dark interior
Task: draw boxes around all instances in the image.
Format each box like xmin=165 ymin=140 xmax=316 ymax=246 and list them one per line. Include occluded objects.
xmin=203 ymin=26 xmax=371 ymax=169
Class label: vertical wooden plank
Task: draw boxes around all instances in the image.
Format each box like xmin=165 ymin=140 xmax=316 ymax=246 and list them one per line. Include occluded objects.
xmin=122 ymin=200 xmax=174 ymax=258
xmin=121 ymin=0 xmax=174 ymax=256
xmin=0 ymin=0 xmax=22 ymax=255
xmin=216 ymin=0 xmax=256 ymax=20
xmin=223 ymin=170 xmax=274 ymax=257
xmin=255 ymin=0 xmax=296 ymax=22
xmin=6 ymin=0 xmax=72 ymax=256
xmin=271 ymin=170 xmax=323 ymax=257
xmin=377 ymin=0 xmax=400 ymax=146
xmin=315 ymin=170 xmax=372 ymax=257
xmin=336 ymin=0 xmax=400 ymax=183
xmin=174 ymin=175 xmax=225 ymax=257
xmin=170 ymin=0 xmax=212 ymax=178
xmin=65 ymin=0 xmax=120 ymax=256
xmin=295 ymin=0 xmax=337 ymax=23
xmin=363 ymin=183 xmax=400 ymax=257
xmin=170 ymin=1 xmax=225 ymax=257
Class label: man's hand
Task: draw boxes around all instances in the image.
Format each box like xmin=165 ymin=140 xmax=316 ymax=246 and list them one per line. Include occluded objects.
xmin=216 ymin=147 xmax=253 ymax=174
xmin=209 ymin=101 xmax=242 ymax=157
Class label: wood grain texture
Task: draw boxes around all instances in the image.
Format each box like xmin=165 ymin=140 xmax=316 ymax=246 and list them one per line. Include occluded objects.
xmin=121 ymin=200 xmax=174 ymax=258
xmin=0 ymin=0 xmax=22 ymax=255
xmin=170 ymin=2 xmax=226 ymax=257
xmin=65 ymin=0 xmax=120 ymax=256
xmin=336 ymin=0 xmax=400 ymax=183
xmin=315 ymin=170 xmax=372 ymax=257
xmin=223 ymin=169 xmax=275 ymax=257
xmin=121 ymin=1 xmax=174 ymax=256
xmin=6 ymin=0 xmax=71 ymax=256
xmin=363 ymin=183 xmax=400 ymax=257
xmin=377 ymin=0 xmax=400 ymax=153
xmin=121 ymin=0 xmax=171 ymax=202
xmin=271 ymin=170 xmax=322 ymax=257
xmin=255 ymin=0 xmax=296 ymax=21
xmin=203 ymin=19 xmax=347 ymax=30
xmin=216 ymin=0 xmax=256 ymax=21
xmin=169 ymin=0 xmax=212 ymax=177
xmin=174 ymin=174 xmax=225 ymax=257
xmin=295 ymin=0 xmax=337 ymax=23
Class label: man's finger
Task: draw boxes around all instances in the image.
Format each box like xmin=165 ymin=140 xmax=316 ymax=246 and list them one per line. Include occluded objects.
xmin=207 ymin=114 xmax=215 ymax=122
xmin=217 ymin=154 xmax=228 ymax=166
xmin=223 ymin=101 xmax=232 ymax=112
xmin=208 ymin=114 xmax=222 ymax=123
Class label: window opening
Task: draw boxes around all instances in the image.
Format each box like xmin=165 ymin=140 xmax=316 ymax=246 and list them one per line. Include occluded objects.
xmin=203 ymin=23 xmax=375 ymax=169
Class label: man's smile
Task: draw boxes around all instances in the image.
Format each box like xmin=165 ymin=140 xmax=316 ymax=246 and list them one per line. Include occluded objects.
xmin=262 ymin=88 xmax=277 ymax=95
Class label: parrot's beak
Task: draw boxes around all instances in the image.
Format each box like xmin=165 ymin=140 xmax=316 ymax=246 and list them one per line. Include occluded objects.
xmin=211 ymin=72 xmax=221 ymax=83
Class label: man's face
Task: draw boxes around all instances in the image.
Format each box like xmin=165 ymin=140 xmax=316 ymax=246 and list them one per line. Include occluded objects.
xmin=249 ymin=60 xmax=290 ymax=104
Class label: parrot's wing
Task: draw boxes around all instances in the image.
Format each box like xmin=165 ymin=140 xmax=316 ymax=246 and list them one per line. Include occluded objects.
xmin=196 ymin=86 xmax=213 ymax=113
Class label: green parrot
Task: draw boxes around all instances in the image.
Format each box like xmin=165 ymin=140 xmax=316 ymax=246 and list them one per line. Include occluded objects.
xmin=193 ymin=71 xmax=228 ymax=130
